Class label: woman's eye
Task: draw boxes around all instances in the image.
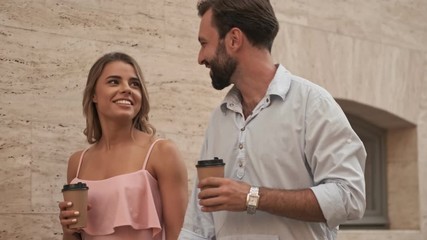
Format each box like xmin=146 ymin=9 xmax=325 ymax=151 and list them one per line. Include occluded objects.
xmin=130 ymin=81 xmax=141 ymax=88
xmin=107 ymin=79 xmax=119 ymax=85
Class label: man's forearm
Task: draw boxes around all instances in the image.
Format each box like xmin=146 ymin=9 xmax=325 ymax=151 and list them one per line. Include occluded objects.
xmin=258 ymin=187 xmax=326 ymax=222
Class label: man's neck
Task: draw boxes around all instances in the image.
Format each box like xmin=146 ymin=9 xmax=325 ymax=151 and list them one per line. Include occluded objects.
xmin=235 ymin=57 xmax=277 ymax=118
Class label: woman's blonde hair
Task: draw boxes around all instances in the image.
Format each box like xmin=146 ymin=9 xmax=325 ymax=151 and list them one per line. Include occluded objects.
xmin=82 ymin=52 xmax=155 ymax=144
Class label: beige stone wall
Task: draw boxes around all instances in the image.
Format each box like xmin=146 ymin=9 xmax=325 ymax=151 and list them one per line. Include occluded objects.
xmin=0 ymin=0 xmax=426 ymax=239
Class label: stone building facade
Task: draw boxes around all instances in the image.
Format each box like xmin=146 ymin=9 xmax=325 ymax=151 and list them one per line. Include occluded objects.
xmin=0 ymin=0 xmax=426 ymax=239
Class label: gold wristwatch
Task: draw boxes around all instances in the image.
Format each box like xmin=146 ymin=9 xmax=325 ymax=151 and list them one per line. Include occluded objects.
xmin=246 ymin=186 xmax=259 ymax=214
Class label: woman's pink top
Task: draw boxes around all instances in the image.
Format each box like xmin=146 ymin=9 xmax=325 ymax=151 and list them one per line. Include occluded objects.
xmin=71 ymin=139 xmax=165 ymax=240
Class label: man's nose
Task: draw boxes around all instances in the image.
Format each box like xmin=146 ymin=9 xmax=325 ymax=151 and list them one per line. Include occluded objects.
xmin=198 ymin=50 xmax=205 ymax=65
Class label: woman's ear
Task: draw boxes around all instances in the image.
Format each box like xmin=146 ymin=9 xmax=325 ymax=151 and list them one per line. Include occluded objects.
xmin=92 ymin=94 xmax=97 ymax=103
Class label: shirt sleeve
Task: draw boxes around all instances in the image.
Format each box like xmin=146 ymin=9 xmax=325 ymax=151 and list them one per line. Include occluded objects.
xmin=179 ymin=180 xmax=215 ymax=240
xmin=304 ymin=91 xmax=367 ymax=228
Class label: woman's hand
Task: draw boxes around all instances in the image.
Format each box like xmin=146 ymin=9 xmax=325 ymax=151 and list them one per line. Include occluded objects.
xmin=58 ymin=201 xmax=82 ymax=239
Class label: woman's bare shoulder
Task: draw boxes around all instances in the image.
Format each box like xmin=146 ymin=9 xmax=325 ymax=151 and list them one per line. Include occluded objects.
xmin=66 ymin=149 xmax=86 ymax=183
xmin=150 ymin=138 xmax=188 ymax=181
xmin=68 ymin=150 xmax=86 ymax=166
xmin=148 ymin=138 xmax=183 ymax=166
xmin=154 ymin=138 xmax=180 ymax=155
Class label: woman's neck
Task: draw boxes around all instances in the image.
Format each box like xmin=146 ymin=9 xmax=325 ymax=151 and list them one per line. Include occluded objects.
xmin=97 ymin=124 xmax=138 ymax=150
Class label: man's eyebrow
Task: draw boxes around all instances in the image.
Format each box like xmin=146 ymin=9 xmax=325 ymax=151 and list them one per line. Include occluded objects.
xmin=198 ymin=36 xmax=207 ymax=42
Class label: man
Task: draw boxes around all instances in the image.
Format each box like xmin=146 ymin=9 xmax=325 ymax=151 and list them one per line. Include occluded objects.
xmin=179 ymin=0 xmax=366 ymax=239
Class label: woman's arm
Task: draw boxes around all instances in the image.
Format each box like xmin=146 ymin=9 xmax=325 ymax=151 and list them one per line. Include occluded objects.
xmin=59 ymin=151 xmax=83 ymax=240
xmin=152 ymin=140 xmax=188 ymax=240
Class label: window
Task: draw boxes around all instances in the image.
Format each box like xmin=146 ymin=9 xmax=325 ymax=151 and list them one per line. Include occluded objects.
xmin=341 ymin=114 xmax=388 ymax=229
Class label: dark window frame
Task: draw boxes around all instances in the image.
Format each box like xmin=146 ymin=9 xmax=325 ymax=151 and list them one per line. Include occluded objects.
xmin=340 ymin=114 xmax=389 ymax=229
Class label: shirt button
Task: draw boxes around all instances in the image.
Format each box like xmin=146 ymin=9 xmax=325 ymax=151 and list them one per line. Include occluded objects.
xmin=239 ymin=143 xmax=243 ymax=149
xmin=266 ymin=98 xmax=269 ymax=103
xmin=241 ymin=127 xmax=245 ymax=131
xmin=236 ymin=168 xmax=245 ymax=179
xmin=347 ymin=139 xmax=352 ymax=143
xmin=239 ymin=162 xmax=243 ymax=167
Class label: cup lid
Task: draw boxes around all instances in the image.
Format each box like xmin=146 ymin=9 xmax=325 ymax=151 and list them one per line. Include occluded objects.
xmin=196 ymin=157 xmax=225 ymax=167
xmin=62 ymin=182 xmax=89 ymax=192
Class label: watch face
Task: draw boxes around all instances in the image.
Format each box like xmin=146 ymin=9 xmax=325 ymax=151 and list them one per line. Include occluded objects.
xmin=248 ymin=196 xmax=258 ymax=206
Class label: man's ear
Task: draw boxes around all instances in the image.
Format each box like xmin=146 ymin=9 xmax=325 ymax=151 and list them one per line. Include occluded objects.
xmin=228 ymin=27 xmax=243 ymax=50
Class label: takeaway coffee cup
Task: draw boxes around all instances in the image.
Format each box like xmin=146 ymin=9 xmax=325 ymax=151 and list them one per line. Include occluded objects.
xmin=196 ymin=157 xmax=225 ymax=189
xmin=61 ymin=182 xmax=89 ymax=229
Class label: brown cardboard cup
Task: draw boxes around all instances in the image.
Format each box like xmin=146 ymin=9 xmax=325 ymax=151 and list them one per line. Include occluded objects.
xmin=61 ymin=182 xmax=89 ymax=229
xmin=196 ymin=157 xmax=225 ymax=190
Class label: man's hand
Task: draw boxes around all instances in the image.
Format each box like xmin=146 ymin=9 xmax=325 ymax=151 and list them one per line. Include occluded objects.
xmin=198 ymin=177 xmax=251 ymax=212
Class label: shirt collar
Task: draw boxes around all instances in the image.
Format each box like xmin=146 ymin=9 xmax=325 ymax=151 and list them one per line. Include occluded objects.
xmin=220 ymin=64 xmax=291 ymax=112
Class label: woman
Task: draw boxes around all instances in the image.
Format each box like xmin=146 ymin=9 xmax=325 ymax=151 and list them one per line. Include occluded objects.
xmin=58 ymin=52 xmax=188 ymax=240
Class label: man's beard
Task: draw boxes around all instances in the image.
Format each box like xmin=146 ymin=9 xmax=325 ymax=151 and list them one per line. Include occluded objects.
xmin=209 ymin=42 xmax=237 ymax=90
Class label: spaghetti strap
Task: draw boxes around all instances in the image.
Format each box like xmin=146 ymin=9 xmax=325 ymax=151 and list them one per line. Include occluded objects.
xmin=76 ymin=147 xmax=91 ymax=178
xmin=142 ymin=139 xmax=164 ymax=170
